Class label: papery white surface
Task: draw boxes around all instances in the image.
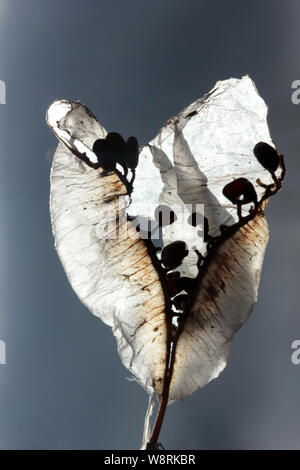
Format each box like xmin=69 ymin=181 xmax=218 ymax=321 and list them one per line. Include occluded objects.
xmin=130 ymin=76 xmax=277 ymax=277
xmin=48 ymin=103 xmax=167 ymax=403
xmin=47 ymin=75 xmax=277 ymax=412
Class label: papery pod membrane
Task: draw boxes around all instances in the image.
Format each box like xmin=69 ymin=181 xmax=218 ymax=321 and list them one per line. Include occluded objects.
xmin=130 ymin=76 xmax=277 ymax=277
xmin=48 ymin=103 xmax=167 ymax=404
xmin=169 ymin=208 xmax=269 ymax=402
xmin=47 ymin=76 xmax=284 ymax=447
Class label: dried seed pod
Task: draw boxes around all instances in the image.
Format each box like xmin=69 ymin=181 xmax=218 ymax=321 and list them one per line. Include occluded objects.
xmin=253 ymin=142 xmax=279 ymax=172
xmin=161 ymin=241 xmax=188 ymax=269
xmin=223 ymin=177 xmax=257 ymax=205
xmin=47 ymin=77 xmax=285 ymax=449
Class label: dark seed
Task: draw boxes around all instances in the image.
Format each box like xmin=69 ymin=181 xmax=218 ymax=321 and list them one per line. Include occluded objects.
xmin=166 ymin=270 xmax=181 ymax=296
xmin=253 ymin=142 xmax=279 ymax=172
xmin=161 ymin=241 xmax=189 ymax=269
xmin=106 ymin=132 xmax=126 ymax=167
xmin=166 ymin=278 xmax=182 ymax=296
xmin=173 ymin=293 xmax=189 ymax=310
xmin=93 ymin=132 xmax=127 ymax=171
xmin=106 ymin=132 xmax=126 ymax=154
xmin=93 ymin=138 xmax=116 ymax=171
xmin=125 ymin=136 xmax=139 ymax=169
xmin=166 ymin=271 xmax=180 ymax=280
xmin=180 ymin=277 xmax=195 ymax=293
xmin=223 ymin=178 xmax=257 ymax=205
xmin=94 ymin=133 xmax=139 ymax=173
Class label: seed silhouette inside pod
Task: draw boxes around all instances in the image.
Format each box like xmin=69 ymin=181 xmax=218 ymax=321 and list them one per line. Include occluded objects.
xmin=93 ymin=138 xmax=115 ymax=171
xmin=223 ymin=177 xmax=257 ymax=205
xmin=155 ymin=204 xmax=177 ymax=227
xmin=253 ymin=141 xmax=279 ymax=172
xmin=166 ymin=271 xmax=181 ymax=280
xmin=166 ymin=277 xmax=182 ymax=297
xmin=161 ymin=241 xmax=189 ymax=269
xmin=125 ymin=136 xmax=139 ymax=169
xmin=105 ymin=132 xmax=126 ymax=162
xmin=173 ymin=293 xmax=189 ymax=310
xmin=166 ymin=271 xmax=180 ymax=280
xmin=93 ymin=132 xmax=126 ymax=171
xmin=180 ymin=277 xmax=195 ymax=293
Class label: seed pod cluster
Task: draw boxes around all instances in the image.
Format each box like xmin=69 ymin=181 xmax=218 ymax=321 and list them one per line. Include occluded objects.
xmin=93 ymin=132 xmax=139 ymax=172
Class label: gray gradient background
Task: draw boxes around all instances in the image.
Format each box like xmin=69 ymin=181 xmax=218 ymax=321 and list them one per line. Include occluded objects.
xmin=0 ymin=0 xmax=299 ymax=450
